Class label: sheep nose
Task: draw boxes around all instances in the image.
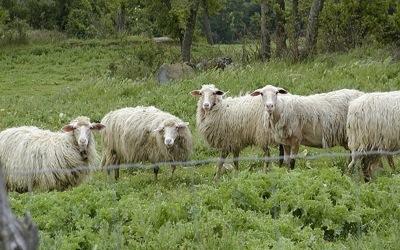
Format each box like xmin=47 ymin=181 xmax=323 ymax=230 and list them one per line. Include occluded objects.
xmin=165 ymin=138 xmax=174 ymax=146
xmin=265 ymin=103 xmax=274 ymax=110
xmin=203 ymin=103 xmax=210 ymax=109
xmin=79 ymin=138 xmax=88 ymax=145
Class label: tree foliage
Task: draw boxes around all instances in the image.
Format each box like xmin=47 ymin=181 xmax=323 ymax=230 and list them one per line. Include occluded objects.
xmin=0 ymin=0 xmax=398 ymax=54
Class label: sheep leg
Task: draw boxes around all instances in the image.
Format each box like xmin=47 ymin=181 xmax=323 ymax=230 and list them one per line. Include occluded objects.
xmin=387 ymin=155 xmax=396 ymax=171
xmin=153 ymin=165 xmax=160 ymax=181
xmin=262 ymin=146 xmax=270 ymax=173
xmin=214 ymin=152 xmax=229 ymax=181
xmin=104 ymin=152 xmax=120 ymax=180
xmin=289 ymin=144 xmax=299 ymax=170
xmin=101 ymin=154 xmax=107 ymax=171
xmin=283 ymin=145 xmax=291 ymax=166
xmin=233 ymin=151 xmax=240 ymax=171
xmin=171 ymin=164 xmax=177 ymax=176
xmin=112 ymin=154 xmax=120 ymax=181
xmin=114 ymin=168 xmax=120 ymax=181
xmin=361 ymin=156 xmax=374 ymax=182
xmin=102 ymin=153 xmax=112 ymax=175
xmin=278 ymin=144 xmax=284 ymax=167
xmin=347 ymin=151 xmax=359 ymax=174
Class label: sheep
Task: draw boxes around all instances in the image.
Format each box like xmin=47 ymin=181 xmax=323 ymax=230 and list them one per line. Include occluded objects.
xmin=191 ymin=84 xmax=283 ymax=180
xmin=0 ymin=117 xmax=105 ymax=192
xmin=347 ymin=91 xmax=399 ymax=181
xmin=250 ymin=85 xmax=364 ymax=169
xmin=100 ymin=106 xmax=193 ymax=180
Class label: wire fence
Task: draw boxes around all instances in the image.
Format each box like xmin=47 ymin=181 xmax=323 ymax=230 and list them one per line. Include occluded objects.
xmin=2 ymin=148 xmax=400 ymax=249
xmin=5 ymin=148 xmax=400 ymax=176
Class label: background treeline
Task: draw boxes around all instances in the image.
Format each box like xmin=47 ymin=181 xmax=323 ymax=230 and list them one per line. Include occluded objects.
xmin=0 ymin=0 xmax=399 ymax=58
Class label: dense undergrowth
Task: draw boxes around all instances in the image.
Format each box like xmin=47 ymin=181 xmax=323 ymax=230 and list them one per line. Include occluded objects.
xmin=1 ymin=39 xmax=400 ymax=249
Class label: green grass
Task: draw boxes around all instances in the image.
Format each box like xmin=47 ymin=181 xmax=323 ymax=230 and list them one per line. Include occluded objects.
xmin=1 ymin=39 xmax=400 ymax=249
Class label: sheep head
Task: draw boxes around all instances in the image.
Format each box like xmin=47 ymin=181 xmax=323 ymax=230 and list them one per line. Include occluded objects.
xmin=251 ymin=85 xmax=288 ymax=114
xmin=62 ymin=116 xmax=105 ymax=159
xmin=154 ymin=119 xmax=189 ymax=148
xmin=191 ymin=84 xmax=224 ymax=111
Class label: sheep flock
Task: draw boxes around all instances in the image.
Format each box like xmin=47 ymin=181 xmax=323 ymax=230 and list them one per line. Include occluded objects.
xmin=1 ymin=83 xmax=399 ymax=192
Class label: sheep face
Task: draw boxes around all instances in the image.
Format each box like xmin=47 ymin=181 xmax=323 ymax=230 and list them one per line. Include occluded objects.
xmin=191 ymin=84 xmax=224 ymax=111
xmin=154 ymin=121 xmax=189 ymax=148
xmin=63 ymin=118 xmax=105 ymax=158
xmin=251 ymin=85 xmax=288 ymax=114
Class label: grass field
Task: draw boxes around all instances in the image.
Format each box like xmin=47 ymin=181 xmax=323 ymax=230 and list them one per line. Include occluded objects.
xmin=1 ymin=39 xmax=400 ymax=249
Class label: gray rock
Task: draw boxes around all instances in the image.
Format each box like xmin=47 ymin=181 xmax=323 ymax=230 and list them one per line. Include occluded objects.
xmin=156 ymin=63 xmax=195 ymax=84
xmin=195 ymin=57 xmax=233 ymax=71
xmin=152 ymin=36 xmax=174 ymax=43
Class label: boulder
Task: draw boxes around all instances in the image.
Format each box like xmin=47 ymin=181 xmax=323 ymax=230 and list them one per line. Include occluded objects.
xmin=152 ymin=36 xmax=174 ymax=43
xmin=196 ymin=56 xmax=233 ymax=71
xmin=156 ymin=63 xmax=195 ymax=84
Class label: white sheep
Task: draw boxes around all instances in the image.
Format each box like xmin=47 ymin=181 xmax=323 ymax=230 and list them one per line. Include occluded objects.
xmin=250 ymin=85 xmax=364 ymax=169
xmin=0 ymin=116 xmax=105 ymax=192
xmin=347 ymin=91 xmax=399 ymax=181
xmin=191 ymin=84 xmax=283 ymax=180
xmin=100 ymin=106 xmax=193 ymax=180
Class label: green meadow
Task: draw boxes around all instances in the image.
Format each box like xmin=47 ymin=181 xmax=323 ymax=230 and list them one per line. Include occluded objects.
xmin=1 ymin=39 xmax=400 ymax=249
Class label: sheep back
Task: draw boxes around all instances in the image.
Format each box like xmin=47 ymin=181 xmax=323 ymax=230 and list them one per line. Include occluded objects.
xmin=274 ymin=89 xmax=363 ymax=148
xmin=347 ymin=91 xmax=400 ymax=152
xmin=101 ymin=107 xmax=192 ymax=165
xmin=0 ymin=126 xmax=98 ymax=192
xmin=196 ymin=94 xmax=272 ymax=153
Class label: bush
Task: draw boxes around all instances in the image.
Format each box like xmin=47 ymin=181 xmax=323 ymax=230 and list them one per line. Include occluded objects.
xmin=114 ymin=41 xmax=180 ymax=80
xmin=319 ymin=0 xmax=399 ymax=52
xmin=0 ymin=18 xmax=30 ymax=45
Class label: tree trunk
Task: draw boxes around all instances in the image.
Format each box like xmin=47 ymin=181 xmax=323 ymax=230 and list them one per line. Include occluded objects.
xmin=289 ymin=0 xmax=300 ymax=61
xmin=0 ymin=169 xmax=39 ymax=250
xmin=304 ymin=0 xmax=325 ymax=56
xmin=260 ymin=0 xmax=271 ymax=61
xmin=115 ymin=3 xmax=127 ymax=33
xmin=201 ymin=0 xmax=214 ymax=45
xmin=182 ymin=0 xmax=201 ymax=62
xmin=275 ymin=0 xmax=287 ymax=57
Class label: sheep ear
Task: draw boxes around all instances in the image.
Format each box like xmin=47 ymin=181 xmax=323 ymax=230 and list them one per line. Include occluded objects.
xmin=62 ymin=124 xmax=75 ymax=132
xmin=154 ymin=126 xmax=164 ymax=132
xmin=278 ymin=88 xmax=288 ymax=94
xmin=250 ymin=90 xmax=262 ymax=96
xmin=191 ymin=90 xmax=201 ymax=96
xmin=90 ymin=123 xmax=105 ymax=130
xmin=215 ymin=90 xmax=224 ymax=96
xmin=177 ymin=122 xmax=189 ymax=129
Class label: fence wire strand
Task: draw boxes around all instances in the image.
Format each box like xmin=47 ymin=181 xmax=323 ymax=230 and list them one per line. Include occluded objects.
xmin=6 ymin=149 xmax=400 ymax=176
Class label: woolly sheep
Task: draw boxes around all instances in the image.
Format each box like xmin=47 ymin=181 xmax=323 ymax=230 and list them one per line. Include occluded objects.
xmin=191 ymin=84 xmax=283 ymax=180
xmin=347 ymin=91 xmax=399 ymax=181
xmin=100 ymin=106 xmax=193 ymax=180
xmin=250 ymin=85 xmax=364 ymax=169
xmin=0 ymin=117 xmax=105 ymax=192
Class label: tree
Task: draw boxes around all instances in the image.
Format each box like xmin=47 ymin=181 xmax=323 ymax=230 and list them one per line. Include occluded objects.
xmin=115 ymin=1 xmax=127 ymax=33
xmin=304 ymin=0 xmax=325 ymax=56
xmin=274 ymin=0 xmax=287 ymax=57
xmin=288 ymin=0 xmax=300 ymax=60
xmin=260 ymin=0 xmax=271 ymax=61
xmin=201 ymin=0 xmax=214 ymax=44
xmin=181 ymin=0 xmax=200 ymax=62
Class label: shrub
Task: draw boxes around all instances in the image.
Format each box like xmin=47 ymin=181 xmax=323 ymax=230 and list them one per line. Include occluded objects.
xmin=0 ymin=18 xmax=30 ymax=45
xmin=318 ymin=0 xmax=399 ymax=52
xmin=115 ymin=41 xmax=180 ymax=80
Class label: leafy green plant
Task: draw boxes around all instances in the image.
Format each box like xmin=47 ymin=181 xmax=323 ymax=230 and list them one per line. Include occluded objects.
xmin=1 ymin=39 xmax=400 ymax=249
